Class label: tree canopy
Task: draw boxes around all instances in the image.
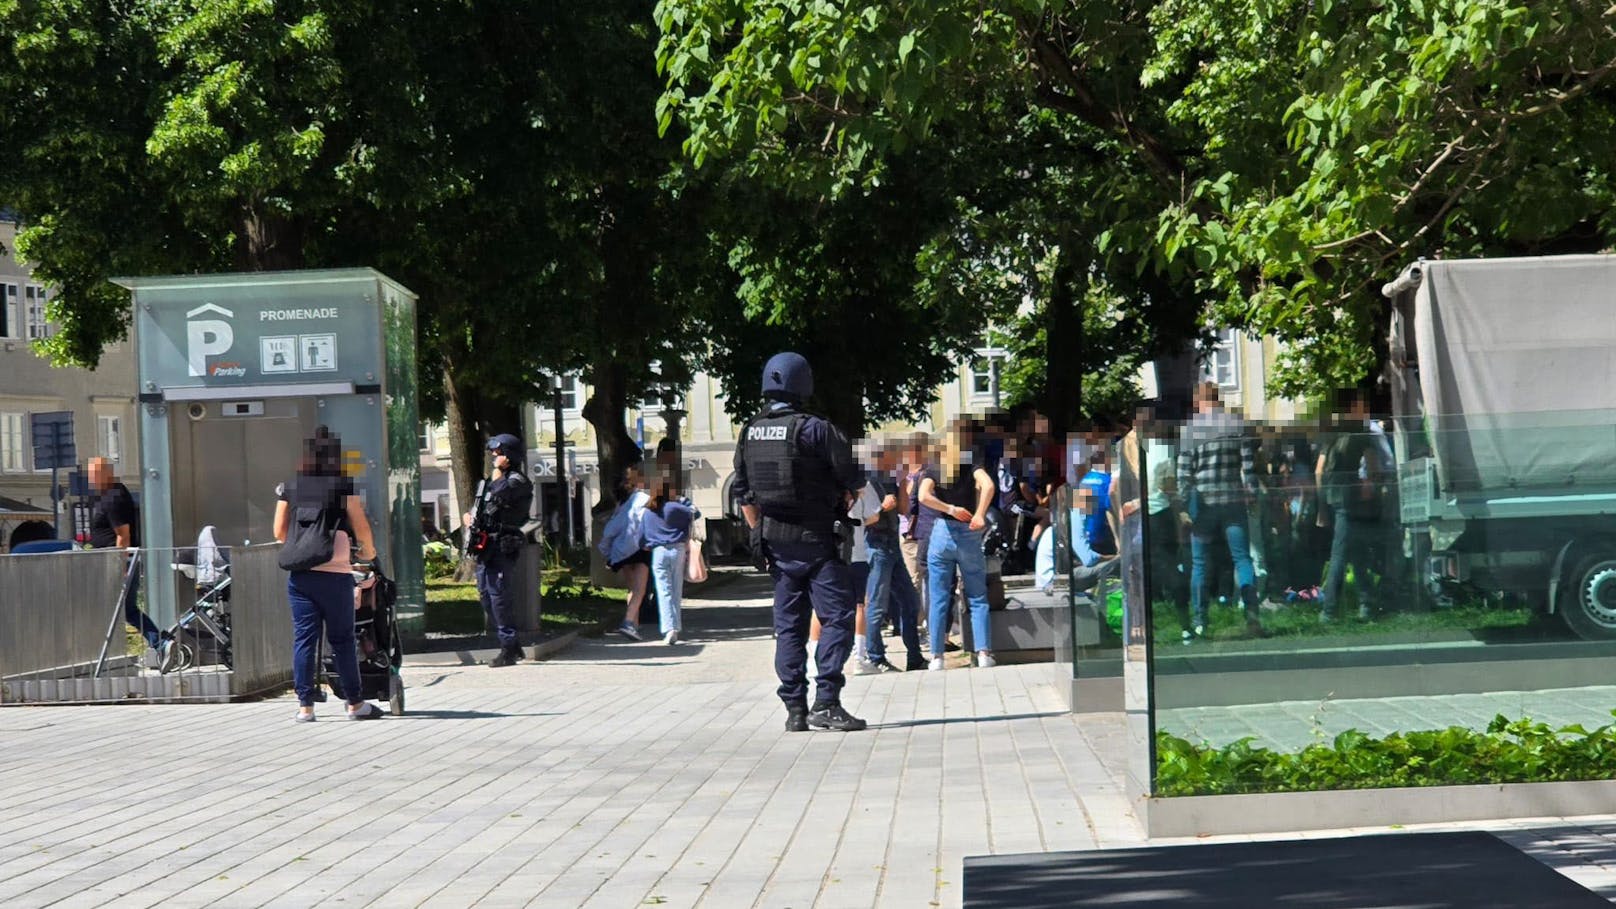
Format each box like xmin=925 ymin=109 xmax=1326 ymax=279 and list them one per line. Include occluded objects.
xmin=656 ymin=0 xmax=1616 ymax=398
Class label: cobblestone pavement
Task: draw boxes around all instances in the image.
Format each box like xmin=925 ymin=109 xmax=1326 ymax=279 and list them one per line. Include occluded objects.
xmin=8 ymin=569 xmax=1616 ymax=906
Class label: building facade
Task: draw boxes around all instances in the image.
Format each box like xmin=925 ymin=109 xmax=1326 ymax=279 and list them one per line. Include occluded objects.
xmin=0 ymin=219 xmax=141 ymax=547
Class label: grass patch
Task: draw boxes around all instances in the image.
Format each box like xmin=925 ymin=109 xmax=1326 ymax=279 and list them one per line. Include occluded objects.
xmin=1151 ymin=598 xmax=1536 ymax=645
xmin=425 ymin=575 xmax=624 ymax=636
xmin=1156 ymin=713 xmax=1616 ymax=796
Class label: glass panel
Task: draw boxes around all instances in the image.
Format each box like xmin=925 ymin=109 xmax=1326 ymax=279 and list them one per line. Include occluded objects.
xmin=1146 ymin=409 xmax=1616 ymax=797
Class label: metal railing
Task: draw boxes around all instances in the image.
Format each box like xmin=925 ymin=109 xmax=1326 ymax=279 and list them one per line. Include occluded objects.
xmin=1 ymin=542 xmax=294 ymax=705
xmin=228 ymin=544 xmax=293 ymax=698
xmin=0 ymin=548 xmax=124 ymax=683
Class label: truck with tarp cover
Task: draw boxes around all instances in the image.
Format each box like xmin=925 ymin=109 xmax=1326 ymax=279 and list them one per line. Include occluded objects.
xmin=1383 ymin=255 xmax=1616 ymax=639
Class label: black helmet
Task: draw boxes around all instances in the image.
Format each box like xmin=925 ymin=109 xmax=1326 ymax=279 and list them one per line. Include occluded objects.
xmin=761 ymin=351 xmax=813 ymax=402
xmin=487 ymin=433 xmax=523 ymax=459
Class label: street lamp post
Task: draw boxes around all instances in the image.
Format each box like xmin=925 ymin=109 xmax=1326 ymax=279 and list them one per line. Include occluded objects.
xmin=551 ymin=374 xmax=571 ymax=552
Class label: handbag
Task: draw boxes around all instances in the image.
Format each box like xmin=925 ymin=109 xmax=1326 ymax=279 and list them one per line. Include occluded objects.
xmin=278 ymin=502 xmax=337 ymax=572
xmin=685 ymin=541 xmax=709 ymax=583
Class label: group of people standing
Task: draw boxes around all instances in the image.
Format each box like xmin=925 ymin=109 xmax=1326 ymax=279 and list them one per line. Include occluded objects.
xmin=598 ymin=444 xmax=702 ymax=647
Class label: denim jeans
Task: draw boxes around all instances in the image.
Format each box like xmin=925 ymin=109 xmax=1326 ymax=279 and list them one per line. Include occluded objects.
xmin=651 ymin=542 xmax=687 ymax=635
xmin=122 ymin=562 xmax=163 ymax=650
xmin=1189 ymin=502 xmax=1259 ymax=627
xmin=1321 ymin=505 xmax=1382 ymax=618
xmin=927 ymin=520 xmax=992 ymax=656
xmin=288 ymin=570 xmax=360 ymax=707
xmin=866 ymin=542 xmax=922 ymax=663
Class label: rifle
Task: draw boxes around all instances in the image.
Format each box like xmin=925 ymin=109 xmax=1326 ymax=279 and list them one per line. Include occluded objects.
xmin=466 ymin=476 xmax=492 ymax=555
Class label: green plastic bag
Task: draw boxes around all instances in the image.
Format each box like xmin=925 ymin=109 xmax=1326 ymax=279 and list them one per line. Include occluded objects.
xmin=1105 ymin=587 xmax=1125 ymax=635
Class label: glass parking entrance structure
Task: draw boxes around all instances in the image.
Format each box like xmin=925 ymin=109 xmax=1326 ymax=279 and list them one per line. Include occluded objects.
xmin=1128 ymin=412 xmax=1616 ymax=800
xmin=118 ymin=269 xmax=424 ymax=635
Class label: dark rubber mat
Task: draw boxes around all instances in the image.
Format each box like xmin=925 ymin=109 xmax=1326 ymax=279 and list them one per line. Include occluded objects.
xmin=963 ymin=831 xmax=1608 ymax=908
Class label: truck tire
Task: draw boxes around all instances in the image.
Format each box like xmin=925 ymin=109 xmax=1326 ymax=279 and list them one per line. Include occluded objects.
xmin=1559 ymin=553 xmax=1616 ymax=640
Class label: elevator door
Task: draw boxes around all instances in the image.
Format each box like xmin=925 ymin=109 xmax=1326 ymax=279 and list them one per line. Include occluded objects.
xmin=170 ymin=398 xmax=317 ymax=549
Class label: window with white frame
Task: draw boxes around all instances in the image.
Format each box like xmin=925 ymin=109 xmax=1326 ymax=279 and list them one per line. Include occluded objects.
xmin=1202 ymin=328 xmax=1241 ymax=390
xmin=98 ymin=415 xmax=122 ymax=464
xmin=23 ymin=285 xmax=49 ymax=340
xmin=969 ymin=351 xmax=1003 ymax=401
xmin=547 ymin=375 xmax=581 ymax=412
xmin=0 ymin=412 xmax=26 ymax=472
xmin=418 ymin=421 xmax=433 ymax=452
xmin=0 ymin=282 xmax=18 ymax=340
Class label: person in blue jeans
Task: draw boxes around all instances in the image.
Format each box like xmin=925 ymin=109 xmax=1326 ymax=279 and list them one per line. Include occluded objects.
xmin=642 ymin=474 xmax=698 ymax=645
xmin=918 ymin=428 xmax=998 ymax=669
xmin=863 ymin=443 xmax=924 ymax=671
xmin=1176 ymin=382 xmax=1267 ymax=639
xmin=273 ymin=428 xmax=384 ymax=722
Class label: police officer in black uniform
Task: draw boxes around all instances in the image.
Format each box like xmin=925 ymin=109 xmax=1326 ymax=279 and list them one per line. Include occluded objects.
xmin=467 ymin=433 xmax=533 ymax=668
xmin=733 ymin=352 xmax=867 ymax=732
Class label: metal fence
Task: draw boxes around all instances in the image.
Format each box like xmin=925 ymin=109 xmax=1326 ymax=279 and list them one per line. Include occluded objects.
xmin=228 ymin=544 xmax=293 ymax=698
xmin=0 ymin=543 xmax=294 ymax=705
xmin=0 ymin=548 xmax=124 ymax=684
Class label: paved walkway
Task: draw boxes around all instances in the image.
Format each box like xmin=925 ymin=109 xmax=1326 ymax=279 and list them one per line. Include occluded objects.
xmin=0 ymin=571 xmax=1137 ymax=909
xmin=7 ymin=569 xmax=1616 ymax=906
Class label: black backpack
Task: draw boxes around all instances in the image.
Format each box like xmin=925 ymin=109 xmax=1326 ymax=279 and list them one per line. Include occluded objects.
xmin=278 ymin=494 xmax=342 ymax=572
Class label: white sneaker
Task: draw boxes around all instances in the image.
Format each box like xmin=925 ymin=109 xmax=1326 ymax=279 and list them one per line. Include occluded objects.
xmin=854 ymin=659 xmax=878 ymax=675
xmin=976 ymin=651 xmax=996 ymax=669
xmin=928 ymin=657 xmax=945 ymax=671
xmin=664 ymin=630 xmax=679 ymax=645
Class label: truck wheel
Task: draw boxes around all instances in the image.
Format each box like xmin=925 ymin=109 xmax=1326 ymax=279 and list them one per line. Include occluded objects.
xmin=1560 ymin=554 xmax=1616 ymax=640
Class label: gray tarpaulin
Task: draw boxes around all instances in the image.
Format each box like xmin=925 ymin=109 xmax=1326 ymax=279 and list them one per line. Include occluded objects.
xmin=1409 ymin=255 xmax=1616 ymax=493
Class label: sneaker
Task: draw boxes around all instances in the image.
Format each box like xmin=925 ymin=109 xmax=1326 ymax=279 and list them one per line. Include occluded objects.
xmin=664 ymin=630 xmax=679 ymax=645
xmin=808 ymin=701 xmax=867 ymax=732
xmin=347 ymin=702 xmax=384 ymax=721
xmin=1180 ymin=630 xmax=1195 ymax=645
xmin=944 ymin=640 xmax=961 ymax=652
xmin=785 ymin=706 xmax=809 ymax=732
xmin=873 ymin=658 xmax=902 ymax=673
xmin=906 ymin=656 xmax=929 ymax=672
xmin=158 ymin=639 xmax=182 ymax=674
xmin=854 ymin=659 xmax=878 ymax=675
xmin=976 ymin=651 xmax=996 ymax=669
xmin=928 ymin=657 xmax=945 ymax=671
xmin=617 ymin=620 xmax=643 ymax=641
xmin=294 ymin=710 xmax=315 ymax=723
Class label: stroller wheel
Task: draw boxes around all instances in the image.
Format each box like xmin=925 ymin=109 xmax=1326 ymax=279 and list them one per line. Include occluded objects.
xmin=389 ymin=674 xmax=405 ymax=716
xmin=173 ymin=644 xmax=195 ymax=673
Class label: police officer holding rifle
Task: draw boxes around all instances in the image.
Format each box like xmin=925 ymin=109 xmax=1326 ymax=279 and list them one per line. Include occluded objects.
xmin=464 ymin=433 xmax=533 ymax=667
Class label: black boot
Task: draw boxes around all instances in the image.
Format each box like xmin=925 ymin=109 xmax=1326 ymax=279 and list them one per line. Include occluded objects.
xmin=785 ymin=701 xmax=809 ymax=732
xmin=808 ymin=701 xmax=867 ymax=732
xmin=1240 ymin=586 xmax=1269 ymax=638
xmin=488 ymin=644 xmax=521 ymax=668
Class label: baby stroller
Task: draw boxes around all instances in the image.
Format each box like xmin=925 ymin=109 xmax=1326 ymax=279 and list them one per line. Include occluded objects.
xmin=319 ymin=560 xmax=406 ymax=715
xmin=167 ymin=525 xmax=233 ymax=672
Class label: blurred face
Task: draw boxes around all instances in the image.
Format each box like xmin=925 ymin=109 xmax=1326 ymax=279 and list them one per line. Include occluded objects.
xmin=88 ymin=459 xmax=112 ymax=491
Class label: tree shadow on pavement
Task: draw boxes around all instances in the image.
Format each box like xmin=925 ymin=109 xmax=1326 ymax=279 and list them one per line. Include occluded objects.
xmin=393 ymin=710 xmax=565 ymax=720
xmin=869 ymin=711 xmax=1069 ymax=731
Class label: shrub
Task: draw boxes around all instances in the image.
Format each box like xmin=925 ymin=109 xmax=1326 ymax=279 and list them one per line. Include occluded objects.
xmin=423 ymin=540 xmax=456 ymax=580
xmin=1156 ymin=713 xmax=1616 ymax=796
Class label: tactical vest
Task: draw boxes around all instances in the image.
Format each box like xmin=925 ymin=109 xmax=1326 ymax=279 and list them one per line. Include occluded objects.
xmin=742 ymin=407 xmax=839 ymax=536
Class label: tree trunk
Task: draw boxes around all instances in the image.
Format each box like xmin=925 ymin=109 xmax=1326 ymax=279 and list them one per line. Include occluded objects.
xmin=581 ymin=356 xmax=642 ymax=514
xmin=235 ymin=202 xmax=306 ymax=271
xmin=1044 ymin=244 xmax=1085 ymax=438
xmin=816 ymin=374 xmax=866 ymax=439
